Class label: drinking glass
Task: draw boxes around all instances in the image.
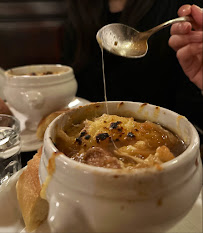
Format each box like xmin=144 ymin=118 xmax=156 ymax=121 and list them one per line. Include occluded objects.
xmin=0 ymin=114 xmax=21 ymax=185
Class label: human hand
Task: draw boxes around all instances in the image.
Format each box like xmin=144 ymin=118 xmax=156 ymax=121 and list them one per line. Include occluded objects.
xmin=169 ymin=5 xmax=203 ymax=90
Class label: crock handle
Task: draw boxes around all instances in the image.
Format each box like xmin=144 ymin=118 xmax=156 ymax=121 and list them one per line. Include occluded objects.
xmin=47 ymin=195 xmax=92 ymax=232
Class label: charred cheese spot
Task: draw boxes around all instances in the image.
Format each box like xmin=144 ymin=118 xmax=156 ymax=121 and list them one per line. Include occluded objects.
xmin=96 ymin=133 xmax=109 ymax=143
xmin=110 ymin=121 xmax=122 ymax=129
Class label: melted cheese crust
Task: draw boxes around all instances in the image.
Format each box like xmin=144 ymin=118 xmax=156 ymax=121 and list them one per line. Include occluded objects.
xmin=55 ymin=114 xmax=185 ymax=169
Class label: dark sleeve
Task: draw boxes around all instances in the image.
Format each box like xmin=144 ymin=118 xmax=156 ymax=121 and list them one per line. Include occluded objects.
xmin=177 ymin=0 xmax=203 ymax=8
xmin=60 ymin=19 xmax=76 ymax=67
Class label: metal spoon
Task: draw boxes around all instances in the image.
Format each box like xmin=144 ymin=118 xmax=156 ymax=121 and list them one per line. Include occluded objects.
xmin=96 ymin=16 xmax=192 ymax=58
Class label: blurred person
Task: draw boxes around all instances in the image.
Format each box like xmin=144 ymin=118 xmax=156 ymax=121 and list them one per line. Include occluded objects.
xmin=62 ymin=0 xmax=203 ymax=138
xmin=169 ymin=4 xmax=203 ymax=90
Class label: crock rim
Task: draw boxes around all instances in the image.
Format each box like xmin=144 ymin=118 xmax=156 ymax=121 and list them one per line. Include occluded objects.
xmin=43 ymin=101 xmax=200 ymax=176
xmin=5 ymin=64 xmax=73 ymax=80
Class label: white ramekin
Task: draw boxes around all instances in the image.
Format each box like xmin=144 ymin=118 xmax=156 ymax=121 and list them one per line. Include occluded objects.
xmin=3 ymin=64 xmax=77 ymax=131
xmin=39 ymin=101 xmax=202 ymax=233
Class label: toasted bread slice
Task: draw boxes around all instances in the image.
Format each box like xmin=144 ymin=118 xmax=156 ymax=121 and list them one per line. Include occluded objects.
xmin=16 ymin=148 xmax=49 ymax=232
xmin=36 ymin=108 xmax=70 ymax=140
xmin=0 ymin=98 xmax=13 ymax=115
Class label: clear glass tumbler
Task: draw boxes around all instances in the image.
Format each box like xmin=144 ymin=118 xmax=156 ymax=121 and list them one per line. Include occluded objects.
xmin=0 ymin=114 xmax=21 ymax=185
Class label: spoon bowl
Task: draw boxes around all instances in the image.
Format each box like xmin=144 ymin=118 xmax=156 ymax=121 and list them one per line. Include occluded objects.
xmin=96 ymin=16 xmax=192 ymax=58
xmin=97 ymin=24 xmax=147 ymax=58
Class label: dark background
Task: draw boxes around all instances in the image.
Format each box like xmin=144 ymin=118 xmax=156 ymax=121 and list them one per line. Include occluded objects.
xmin=0 ymin=1 xmax=202 ymax=164
xmin=0 ymin=0 xmax=67 ymax=69
xmin=0 ymin=0 xmax=68 ymax=164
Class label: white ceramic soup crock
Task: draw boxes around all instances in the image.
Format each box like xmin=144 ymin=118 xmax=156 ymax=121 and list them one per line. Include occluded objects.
xmin=39 ymin=101 xmax=202 ymax=233
xmin=3 ymin=64 xmax=77 ymax=132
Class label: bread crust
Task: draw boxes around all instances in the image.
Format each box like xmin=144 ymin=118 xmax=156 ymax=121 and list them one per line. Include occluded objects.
xmin=0 ymin=98 xmax=13 ymax=115
xmin=36 ymin=108 xmax=70 ymax=140
xmin=16 ymin=148 xmax=49 ymax=232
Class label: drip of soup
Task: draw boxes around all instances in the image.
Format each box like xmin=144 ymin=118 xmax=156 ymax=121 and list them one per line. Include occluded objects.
xmin=101 ymin=47 xmax=109 ymax=114
xmin=54 ymin=114 xmax=186 ymax=169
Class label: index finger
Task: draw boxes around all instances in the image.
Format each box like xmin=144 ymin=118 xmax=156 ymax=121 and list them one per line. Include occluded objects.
xmin=178 ymin=4 xmax=202 ymax=30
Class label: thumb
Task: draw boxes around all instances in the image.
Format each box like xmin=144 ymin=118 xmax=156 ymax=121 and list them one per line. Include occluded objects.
xmin=191 ymin=5 xmax=203 ymax=26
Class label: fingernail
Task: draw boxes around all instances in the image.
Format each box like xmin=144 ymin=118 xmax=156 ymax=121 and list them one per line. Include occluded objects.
xmin=177 ymin=23 xmax=182 ymax=29
xmin=178 ymin=22 xmax=190 ymax=32
xmin=182 ymin=22 xmax=190 ymax=30
xmin=181 ymin=5 xmax=191 ymax=14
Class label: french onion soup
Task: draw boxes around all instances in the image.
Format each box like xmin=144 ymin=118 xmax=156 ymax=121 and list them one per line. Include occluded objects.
xmin=54 ymin=114 xmax=186 ymax=169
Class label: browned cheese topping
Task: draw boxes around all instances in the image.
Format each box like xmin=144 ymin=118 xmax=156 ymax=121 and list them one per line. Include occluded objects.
xmin=30 ymin=71 xmax=54 ymax=76
xmin=55 ymin=114 xmax=186 ymax=169
xmin=13 ymin=71 xmax=64 ymax=76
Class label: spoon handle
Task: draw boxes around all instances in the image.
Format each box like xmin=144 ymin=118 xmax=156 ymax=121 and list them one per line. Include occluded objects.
xmin=145 ymin=15 xmax=193 ymax=37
